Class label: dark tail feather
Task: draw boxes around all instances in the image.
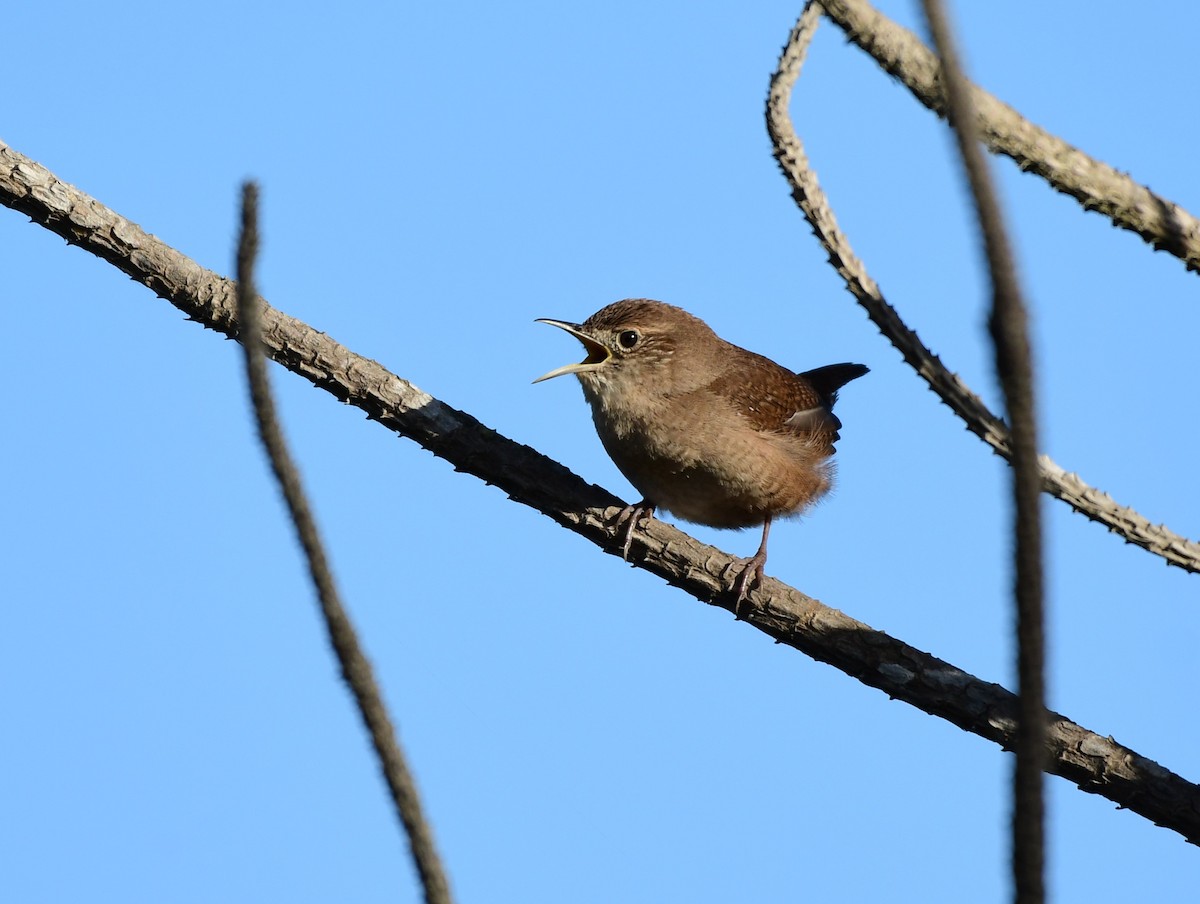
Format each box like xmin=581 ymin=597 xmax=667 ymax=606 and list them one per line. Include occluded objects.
xmin=800 ymin=363 xmax=869 ymax=406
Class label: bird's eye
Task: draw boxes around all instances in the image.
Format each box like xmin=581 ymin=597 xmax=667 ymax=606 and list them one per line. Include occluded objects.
xmin=618 ymin=330 xmax=639 ymax=349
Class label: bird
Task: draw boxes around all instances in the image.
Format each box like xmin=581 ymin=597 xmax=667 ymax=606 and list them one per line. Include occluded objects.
xmin=533 ymin=298 xmax=867 ymax=606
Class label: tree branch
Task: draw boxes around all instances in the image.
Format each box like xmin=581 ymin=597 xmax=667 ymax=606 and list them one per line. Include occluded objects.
xmin=817 ymin=0 xmax=1200 ymax=275
xmin=763 ymin=5 xmax=1200 ymax=574
xmin=917 ymin=2 xmax=1046 ymax=899
xmin=234 ymin=184 xmax=454 ymax=904
xmin=3 ymin=138 xmax=1199 ymax=844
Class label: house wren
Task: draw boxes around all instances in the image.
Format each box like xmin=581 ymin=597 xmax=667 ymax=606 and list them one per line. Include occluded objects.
xmin=534 ymin=298 xmax=867 ymax=603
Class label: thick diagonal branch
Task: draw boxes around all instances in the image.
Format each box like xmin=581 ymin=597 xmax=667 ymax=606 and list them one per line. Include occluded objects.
xmin=2 ymin=139 xmax=1199 ymax=844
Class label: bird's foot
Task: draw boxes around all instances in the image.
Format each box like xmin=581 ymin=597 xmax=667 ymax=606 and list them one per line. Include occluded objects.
xmin=731 ymin=552 xmax=767 ymax=619
xmin=614 ymin=501 xmax=655 ymax=560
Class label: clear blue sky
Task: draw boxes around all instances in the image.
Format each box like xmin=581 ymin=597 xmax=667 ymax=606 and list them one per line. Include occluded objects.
xmin=4 ymin=2 xmax=1197 ymax=901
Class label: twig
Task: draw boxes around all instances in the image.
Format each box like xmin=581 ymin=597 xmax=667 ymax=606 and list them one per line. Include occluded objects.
xmin=817 ymin=0 xmax=1200 ymax=274
xmin=761 ymin=7 xmax=1200 ymax=573
xmin=918 ymin=3 xmax=1046 ymax=901
xmin=234 ymin=183 xmax=453 ymax=904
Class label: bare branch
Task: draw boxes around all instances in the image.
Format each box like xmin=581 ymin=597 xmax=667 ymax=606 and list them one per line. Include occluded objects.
xmin=233 ymin=184 xmax=454 ymax=904
xmin=763 ymin=7 xmax=1200 ymax=574
xmin=2 ymin=139 xmax=1198 ymax=843
xmin=817 ymin=0 xmax=1200 ymax=275
xmin=918 ymin=2 xmax=1046 ymax=900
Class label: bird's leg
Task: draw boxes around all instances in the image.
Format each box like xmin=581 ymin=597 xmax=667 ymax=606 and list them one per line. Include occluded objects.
xmin=732 ymin=517 xmax=772 ymax=616
xmin=614 ymin=500 xmax=655 ymax=560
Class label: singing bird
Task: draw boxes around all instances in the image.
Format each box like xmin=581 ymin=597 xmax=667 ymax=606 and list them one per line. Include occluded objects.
xmin=535 ymin=298 xmax=867 ymax=603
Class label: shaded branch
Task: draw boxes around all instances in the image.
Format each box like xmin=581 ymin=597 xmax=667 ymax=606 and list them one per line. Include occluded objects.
xmin=763 ymin=6 xmax=1200 ymax=574
xmin=234 ymin=184 xmax=453 ymax=904
xmin=918 ymin=2 xmax=1046 ymax=900
xmin=2 ymin=138 xmax=1198 ymax=843
xmin=817 ymin=0 xmax=1200 ymax=275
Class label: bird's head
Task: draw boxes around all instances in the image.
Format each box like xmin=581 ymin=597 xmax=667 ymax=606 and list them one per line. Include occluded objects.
xmin=534 ymin=299 xmax=718 ymax=400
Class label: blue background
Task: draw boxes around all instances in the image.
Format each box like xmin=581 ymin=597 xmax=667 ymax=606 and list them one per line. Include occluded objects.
xmin=3 ymin=2 xmax=1197 ymax=900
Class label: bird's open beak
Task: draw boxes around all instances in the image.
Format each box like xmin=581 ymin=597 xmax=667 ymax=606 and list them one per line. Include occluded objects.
xmin=532 ymin=319 xmax=612 ymax=383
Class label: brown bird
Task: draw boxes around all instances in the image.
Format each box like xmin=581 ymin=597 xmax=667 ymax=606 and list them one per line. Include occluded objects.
xmin=534 ymin=298 xmax=867 ymax=604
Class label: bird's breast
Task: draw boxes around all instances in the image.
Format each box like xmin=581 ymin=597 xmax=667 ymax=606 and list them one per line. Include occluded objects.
xmin=581 ymin=384 xmax=834 ymax=528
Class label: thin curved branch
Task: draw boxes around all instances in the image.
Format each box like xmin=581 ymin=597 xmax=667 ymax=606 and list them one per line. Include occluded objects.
xmin=817 ymin=0 xmax=1200 ymax=275
xmin=918 ymin=1 xmax=1046 ymax=899
xmin=234 ymin=185 xmax=454 ymax=904
xmin=2 ymin=138 xmax=1198 ymax=844
xmin=764 ymin=5 xmax=1200 ymax=574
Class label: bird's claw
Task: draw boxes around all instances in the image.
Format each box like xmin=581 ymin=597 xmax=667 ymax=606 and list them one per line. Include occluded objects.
xmin=731 ymin=553 xmax=767 ymax=619
xmin=614 ymin=501 xmax=654 ymax=560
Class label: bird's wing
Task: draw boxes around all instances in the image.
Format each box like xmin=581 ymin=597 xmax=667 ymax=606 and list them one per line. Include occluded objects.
xmin=702 ymin=350 xmax=841 ymax=446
